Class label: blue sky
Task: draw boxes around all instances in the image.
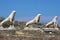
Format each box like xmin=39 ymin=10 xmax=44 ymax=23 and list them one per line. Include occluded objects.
xmin=0 ymin=0 xmax=60 ymax=24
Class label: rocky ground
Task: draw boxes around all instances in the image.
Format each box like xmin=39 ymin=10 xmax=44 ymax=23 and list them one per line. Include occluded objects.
xmin=0 ymin=29 xmax=60 ymax=40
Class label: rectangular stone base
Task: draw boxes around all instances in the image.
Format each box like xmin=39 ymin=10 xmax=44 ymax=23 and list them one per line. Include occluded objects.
xmin=23 ymin=27 xmax=59 ymax=32
xmin=42 ymin=28 xmax=59 ymax=32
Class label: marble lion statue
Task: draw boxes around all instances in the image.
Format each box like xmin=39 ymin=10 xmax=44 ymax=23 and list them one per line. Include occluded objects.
xmin=26 ymin=14 xmax=42 ymax=27
xmin=45 ymin=16 xmax=58 ymax=28
xmin=0 ymin=10 xmax=16 ymax=28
